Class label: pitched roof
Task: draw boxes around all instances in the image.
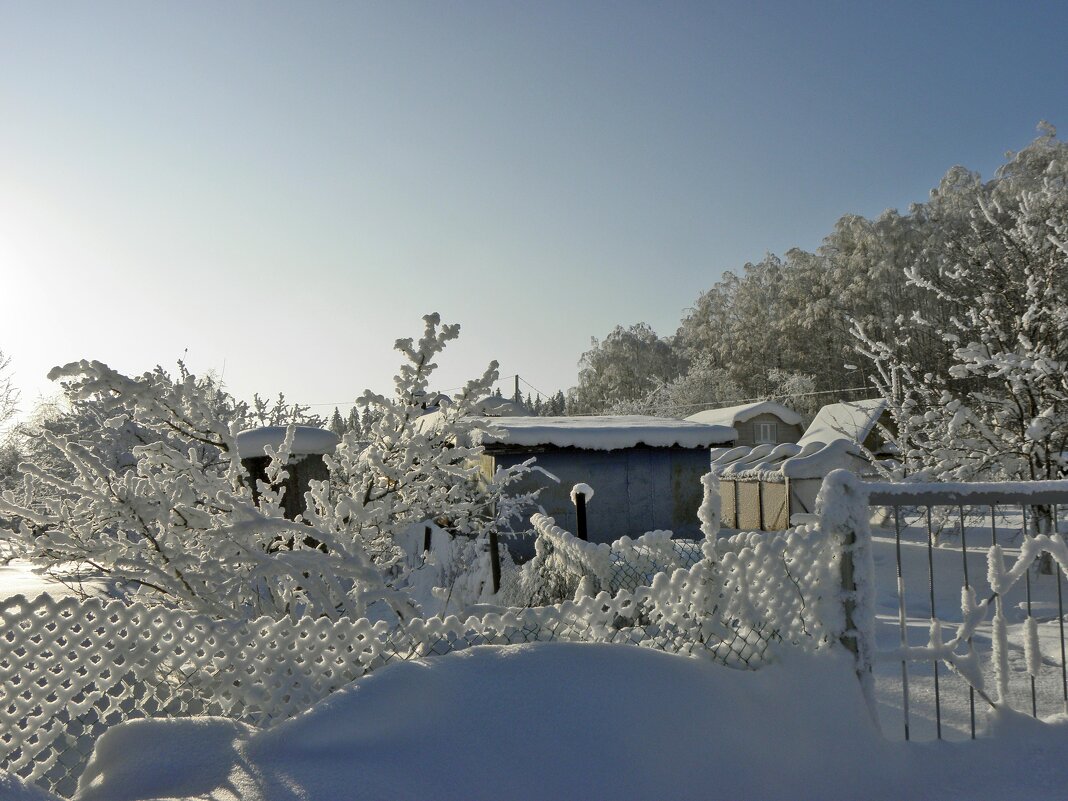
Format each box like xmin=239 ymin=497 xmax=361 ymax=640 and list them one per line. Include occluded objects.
xmin=797 ymin=399 xmax=887 ymax=448
xmin=686 ymin=400 xmax=802 ymax=428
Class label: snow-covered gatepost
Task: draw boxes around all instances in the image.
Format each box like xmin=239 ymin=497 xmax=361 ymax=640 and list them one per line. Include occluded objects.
xmin=816 ymin=469 xmax=877 ymax=709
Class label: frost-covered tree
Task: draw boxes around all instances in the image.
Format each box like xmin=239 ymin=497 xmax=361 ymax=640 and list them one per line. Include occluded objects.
xmin=0 ymin=315 xmax=537 ymax=619
xmin=0 ymin=350 xmax=19 ymax=497
xmin=304 ymin=314 xmax=539 ymax=568
xmin=854 ymin=125 xmax=1068 ymax=490
xmin=345 ymin=406 xmax=362 ymax=436
xmin=0 ymin=361 xmax=395 ymax=620
xmin=0 ymin=350 xmax=16 ymax=435
xmin=328 ymin=406 xmax=346 ymax=437
xmin=606 ymin=353 xmax=816 ymax=421
xmin=570 ymin=323 xmax=685 ymax=413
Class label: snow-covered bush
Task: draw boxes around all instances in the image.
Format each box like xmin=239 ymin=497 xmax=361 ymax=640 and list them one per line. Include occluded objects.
xmin=301 ymin=314 xmax=540 ymax=578
xmin=0 ymin=314 xmax=536 ymax=621
xmin=0 ymin=360 xmax=396 ymax=620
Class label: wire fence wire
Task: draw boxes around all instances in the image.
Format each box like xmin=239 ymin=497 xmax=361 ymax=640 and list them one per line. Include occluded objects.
xmin=1 ymin=586 xmax=781 ymax=799
xmin=3 ymin=513 xmax=845 ymax=799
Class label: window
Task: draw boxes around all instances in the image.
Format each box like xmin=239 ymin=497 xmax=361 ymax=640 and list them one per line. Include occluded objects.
xmin=755 ymin=422 xmax=777 ymax=444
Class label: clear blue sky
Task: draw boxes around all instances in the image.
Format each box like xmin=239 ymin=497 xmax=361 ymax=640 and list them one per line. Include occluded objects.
xmin=2 ymin=1 xmax=1066 ymax=417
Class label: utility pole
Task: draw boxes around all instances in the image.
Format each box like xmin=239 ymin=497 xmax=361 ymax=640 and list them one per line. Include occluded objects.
xmin=514 ymin=374 xmax=520 ymax=405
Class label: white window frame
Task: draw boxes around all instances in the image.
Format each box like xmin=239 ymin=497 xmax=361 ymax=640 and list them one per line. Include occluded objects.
xmin=755 ymin=421 xmax=778 ymax=444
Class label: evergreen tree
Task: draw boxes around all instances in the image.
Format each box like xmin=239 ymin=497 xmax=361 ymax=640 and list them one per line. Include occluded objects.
xmin=329 ymin=407 xmax=346 ymax=437
xmin=346 ymin=406 xmax=361 ymax=436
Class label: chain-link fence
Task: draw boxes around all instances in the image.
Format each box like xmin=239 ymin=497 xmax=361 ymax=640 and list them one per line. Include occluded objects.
xmin=3 ymin=504 xmax=853 ymax=799
xmin=1 ymin=585 xmax=782 ymax=799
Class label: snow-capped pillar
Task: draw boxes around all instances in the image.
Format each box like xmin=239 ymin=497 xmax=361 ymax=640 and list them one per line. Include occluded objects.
xmin=571 ymin=483 xmax=594 ymax=542
xmin=699 ymin=472 xmax=721 ymax=561
xmin=816 ymin=469 xmax=877 ymax=713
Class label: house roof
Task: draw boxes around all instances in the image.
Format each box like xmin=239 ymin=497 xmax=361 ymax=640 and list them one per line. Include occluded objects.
xmin=235 ymin=426 xmax=340 ymax=459
xmin=796 ymin=399 xmax=887 ymax=448
xmin=472 ymin=415 xmax=735 ymax=451
xmin=706 ymin=398 xmax=891 ymax=480
xmin=471 ymin=396 xmax=528 ymax=417
xmin=685 ymin=400 xmax=802 ymax=428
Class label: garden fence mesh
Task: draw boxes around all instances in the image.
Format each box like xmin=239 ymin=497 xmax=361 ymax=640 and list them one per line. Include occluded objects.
xmin=2 ymin=514 xmax=849 ymax=798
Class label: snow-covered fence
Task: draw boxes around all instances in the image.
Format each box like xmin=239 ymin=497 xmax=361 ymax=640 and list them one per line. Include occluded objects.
xmin=861 ymin=478 xmax=1068 ymax=741
xmin=3 ymin=473 xmax=876 ymax=798
xmin=498 ymin=513 xmax=705 ymax=603
xmin=2 ymin=544 xmax=845 ymax=801
xmin=500 ymin=498 xmax=863 ymax=677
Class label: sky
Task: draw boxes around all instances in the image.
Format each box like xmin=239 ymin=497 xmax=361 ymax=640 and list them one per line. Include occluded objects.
xmin=1 ymin=1 xmax=1066 ymax=421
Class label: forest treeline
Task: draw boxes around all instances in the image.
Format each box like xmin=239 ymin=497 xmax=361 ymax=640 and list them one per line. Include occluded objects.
xmin=566 ymin=124 xmax=1067 ymax=422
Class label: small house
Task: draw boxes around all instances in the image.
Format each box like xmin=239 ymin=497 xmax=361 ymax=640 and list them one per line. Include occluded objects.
xmin=710 ymin=399 xmax=891 ymax=531
xmin=474 ymin=415 xmax=735 ymax=553
xmin=686 ymin=401 xmax=804 ymax=446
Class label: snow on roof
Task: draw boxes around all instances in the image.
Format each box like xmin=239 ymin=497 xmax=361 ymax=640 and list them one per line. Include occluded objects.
xmin=710 ymin=438 xmax=881 ymax=481
xmin=797 ymin=399 xmax=887 ymax=449
xmin=778 ymin=439 xmax=873 ymax=479
xmin=471 ymin=396 xmax=527 ymax=417
xmin=686 ymin=400 xmax=802 ymax=428
xmin=235 ymin=426 xmax=340 ymax=459
xmin=473 ymin=415 xmax=735 ymax=451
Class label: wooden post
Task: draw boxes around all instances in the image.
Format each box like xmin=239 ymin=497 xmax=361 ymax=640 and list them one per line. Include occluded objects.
xmin=514 ymin=374 xmax=520 ymax=405
xmin=423 ymin=525 xmax=432 ymax=557
xmin=733 ymin=480 xmax=740 ymax=529
xmin=489 ymin=530 xmax=501 ymax=593
xmin=758 ymin=481 xmax=766 ymax=531
xmin=576 ymin=492 xmax=588 ymax=541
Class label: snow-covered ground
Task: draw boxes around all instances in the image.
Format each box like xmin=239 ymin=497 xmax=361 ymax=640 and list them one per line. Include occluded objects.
xmin=19 ymin=643 xmax=1066 ymax=801
xmin=5 ymin=509 xmax=1068 ymax=799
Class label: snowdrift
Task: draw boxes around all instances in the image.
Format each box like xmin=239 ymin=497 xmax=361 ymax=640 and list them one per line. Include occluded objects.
xmin=69 ymin=642 xmax=1068 ymax=801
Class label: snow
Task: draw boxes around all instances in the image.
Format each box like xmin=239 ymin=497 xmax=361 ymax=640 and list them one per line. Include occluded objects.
xmin=780 ymin=438 xmax=874 ymax=479
xmin=797 ymin=398 xmax=887 ymax=448
xmin=708 ymin=400 xmax=891 ymax=480
xmin=470 ymin=396 xmax=527 ymax=416
xmin=685 ymin=400 xmax=802 ymax=428
xmin=67 ymin=643 xmax=1068 ymax=801
xmin=233 ymin=426 xmax=340 ymax=459
xmin=470 ymin=414 xmax=735 ymax=450
xmin=0 ymin=771 xmax=62 ymax=801
xmin=569 ymin=482 xmax=594 ymax=505
xmin=0 ymin=560 xmax=108 ymax=601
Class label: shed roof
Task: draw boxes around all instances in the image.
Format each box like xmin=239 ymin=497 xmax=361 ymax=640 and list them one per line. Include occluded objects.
xmin=686 ymin=400 xmax=802 ymax=428
xmin=797 ymin=399 xmax=887 ymax=448
xmin=473 ymin=415 xmax=735 ymax=451
xmin=235 ymin=426 xmax=340 ymax=459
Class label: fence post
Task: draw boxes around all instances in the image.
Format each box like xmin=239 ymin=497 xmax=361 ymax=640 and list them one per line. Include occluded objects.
xmin=423 ymin=525 xmax=432 ymax=557
xmin=489 ymin=530 xmax=501 ymax=593
xmin=817 ymin=470 xmax=876 ymax=713
xmin=758 ymin=481 xmax=766 ymax=531
xmin=576 ymin=493 xmax=588 ymax=541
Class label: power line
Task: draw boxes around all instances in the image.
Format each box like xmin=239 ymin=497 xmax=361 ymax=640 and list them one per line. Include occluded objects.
xmin=518 ymin=376 xmax=556 ymax=401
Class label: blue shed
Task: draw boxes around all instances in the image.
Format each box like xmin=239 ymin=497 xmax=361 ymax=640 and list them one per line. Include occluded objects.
xmin=474 ymin=415 xmax=735 ymax=554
